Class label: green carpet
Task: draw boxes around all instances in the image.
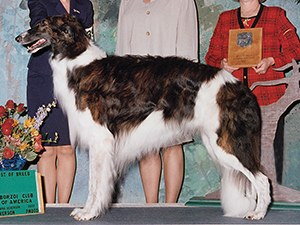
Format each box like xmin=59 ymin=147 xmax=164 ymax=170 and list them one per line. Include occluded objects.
xmin=185 ymin=197 xmax=300 ymax=210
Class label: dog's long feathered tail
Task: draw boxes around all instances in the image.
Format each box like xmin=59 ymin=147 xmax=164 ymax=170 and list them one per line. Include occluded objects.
xmin=221 ymin=169 xmax=256 ymax=217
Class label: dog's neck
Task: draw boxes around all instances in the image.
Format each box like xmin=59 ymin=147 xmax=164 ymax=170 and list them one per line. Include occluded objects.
xmin=52 ymin=39 xmax=106 ymax=64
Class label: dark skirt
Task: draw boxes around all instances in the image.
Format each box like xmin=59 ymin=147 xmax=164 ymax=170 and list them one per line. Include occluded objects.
xmin=27 ymin=69 xmax=70 ymax=146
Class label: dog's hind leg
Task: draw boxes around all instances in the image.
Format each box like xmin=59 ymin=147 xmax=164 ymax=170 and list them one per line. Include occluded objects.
xmin=71 ymin=129 xmax=116 ymax=221
xmin=221 ymin=159 xmax=270 ymax=220
xmin=220 ymin=163 xmax=270 ymax=220
xmin=201 ymin=133 xmax=270 ymax=220
xmin=208 ymin=79 xmax=271 ymax=219
xmin=243 ymin=172 xmax=271 ymax=220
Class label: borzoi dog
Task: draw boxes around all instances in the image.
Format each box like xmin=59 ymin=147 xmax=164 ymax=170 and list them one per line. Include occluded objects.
xmin=16 ymin=14 xmax=271 ymax=221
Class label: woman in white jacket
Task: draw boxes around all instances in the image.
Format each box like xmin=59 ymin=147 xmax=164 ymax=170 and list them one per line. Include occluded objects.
xmin=116 ymin=0 xmax=198 ymax=203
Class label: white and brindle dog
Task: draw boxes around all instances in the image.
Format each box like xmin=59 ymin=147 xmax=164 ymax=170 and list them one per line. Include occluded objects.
xmin=16 ymin=14 xmax=271 ymax=221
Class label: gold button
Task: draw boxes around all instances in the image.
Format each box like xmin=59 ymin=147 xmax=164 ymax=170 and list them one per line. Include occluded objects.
xmin=243 ymin=76 xmax=247 ymax=79
xmin=146 ymin=11 xmax=150 ymax=15
xmin=146 ymin=31 xmax=150 ymax=36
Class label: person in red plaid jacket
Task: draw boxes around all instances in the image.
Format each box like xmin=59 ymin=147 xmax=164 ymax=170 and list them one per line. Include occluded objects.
xmin=205 ymin=0 xmax=300 ymax=106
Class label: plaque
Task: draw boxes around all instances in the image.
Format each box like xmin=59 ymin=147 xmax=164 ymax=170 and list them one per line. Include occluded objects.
xmin=228 ymin=28 xmax=262 ymax=68
xmin=0 ymin=170 xmax=44 ymax=217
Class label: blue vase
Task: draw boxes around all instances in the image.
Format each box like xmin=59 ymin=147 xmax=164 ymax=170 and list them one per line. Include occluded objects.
xmin=0 ymin=154 xmax=27 ymax=171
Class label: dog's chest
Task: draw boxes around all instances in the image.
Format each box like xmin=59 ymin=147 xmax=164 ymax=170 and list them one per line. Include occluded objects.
xmin=50 ymin=58 xmax=76 ymax=111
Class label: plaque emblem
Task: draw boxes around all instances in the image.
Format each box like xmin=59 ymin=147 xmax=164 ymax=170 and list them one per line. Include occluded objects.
xmin=237 ymin=32 xmax=253 ymax=48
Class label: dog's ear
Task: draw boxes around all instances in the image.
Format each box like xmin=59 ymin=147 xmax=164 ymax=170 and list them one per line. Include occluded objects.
xmin=59 ymin=23 xmax=75 ymax=41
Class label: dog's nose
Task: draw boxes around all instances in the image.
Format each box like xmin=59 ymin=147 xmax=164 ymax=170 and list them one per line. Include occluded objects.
xmin=15 ymin=35 xmax=22 ymax=43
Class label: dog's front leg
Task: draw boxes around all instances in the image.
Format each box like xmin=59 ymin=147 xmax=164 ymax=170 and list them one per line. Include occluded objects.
xmin=71 ymin=135 xmax=115 ymax=221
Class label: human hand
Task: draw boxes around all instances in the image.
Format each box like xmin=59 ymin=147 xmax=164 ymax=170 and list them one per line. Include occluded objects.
xmin=252 ymin=57 xmax=275 ymax=74
xmin=220 ymin=58 xmax=239 ymax=73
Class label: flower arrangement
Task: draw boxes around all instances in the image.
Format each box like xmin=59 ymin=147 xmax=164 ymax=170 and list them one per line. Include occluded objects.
xmin=0 ymin=100 xmax=57 ymax=170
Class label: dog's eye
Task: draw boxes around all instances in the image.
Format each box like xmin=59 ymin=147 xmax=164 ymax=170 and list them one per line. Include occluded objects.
xmin=59 ymin=24 xmax=73 ymax=37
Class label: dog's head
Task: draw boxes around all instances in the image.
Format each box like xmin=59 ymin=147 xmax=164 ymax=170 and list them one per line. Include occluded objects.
xmin=15 ymin=14 xmax=89 ymax=58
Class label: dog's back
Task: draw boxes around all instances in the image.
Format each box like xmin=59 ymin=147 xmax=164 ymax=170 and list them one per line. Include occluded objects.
xmin=69 ymin=55 xmax=222 ymax=135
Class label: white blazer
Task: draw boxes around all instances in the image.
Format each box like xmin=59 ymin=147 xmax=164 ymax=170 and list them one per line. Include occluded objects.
xmin=115 ymin=0 xmax=198 ymax=61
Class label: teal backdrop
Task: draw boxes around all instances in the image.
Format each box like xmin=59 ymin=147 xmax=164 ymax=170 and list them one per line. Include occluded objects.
xmin=0 ymin=0 xmax=300 ymax=204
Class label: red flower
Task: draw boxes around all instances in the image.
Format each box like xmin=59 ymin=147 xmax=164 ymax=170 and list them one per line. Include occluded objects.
xmin=5 ymin=100 xmax=15 ymax=110
xmin=17 ymin=103 xmax=26 ymax=113
xmin=1 ymin=119 xmax=15 ymax=136
xmin=34 ymin=134 xmax=44 ymax=152
xmin=3 ymin=147 xmax=15 ymax=159
xmin=0 ymin=106 xmax=6 ymax=117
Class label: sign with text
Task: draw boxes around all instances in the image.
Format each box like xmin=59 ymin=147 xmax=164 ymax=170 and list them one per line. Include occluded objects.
xmin=228 ymin=28 xmax=262 ymax=68
xmin=0 ymin=170 xmax=44 ymax=217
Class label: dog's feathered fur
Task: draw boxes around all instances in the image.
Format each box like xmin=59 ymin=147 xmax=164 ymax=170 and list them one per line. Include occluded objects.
xmin=16 ymin=14 xmax=271 ymax=221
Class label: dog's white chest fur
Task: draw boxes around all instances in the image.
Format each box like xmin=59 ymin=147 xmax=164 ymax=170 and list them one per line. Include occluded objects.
xmin=50 ymin=41 xmax=107 ymax=147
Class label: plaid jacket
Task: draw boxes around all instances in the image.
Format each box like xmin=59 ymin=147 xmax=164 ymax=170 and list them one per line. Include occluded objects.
xmin=205 ymin=5 xmax=300 ymax=105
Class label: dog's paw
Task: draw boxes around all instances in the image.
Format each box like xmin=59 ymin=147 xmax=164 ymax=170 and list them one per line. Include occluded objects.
xmin=70 ymin=208 xmax=97 ymax=221
xmin=244 ymin=211 xmax=265 ymax=220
